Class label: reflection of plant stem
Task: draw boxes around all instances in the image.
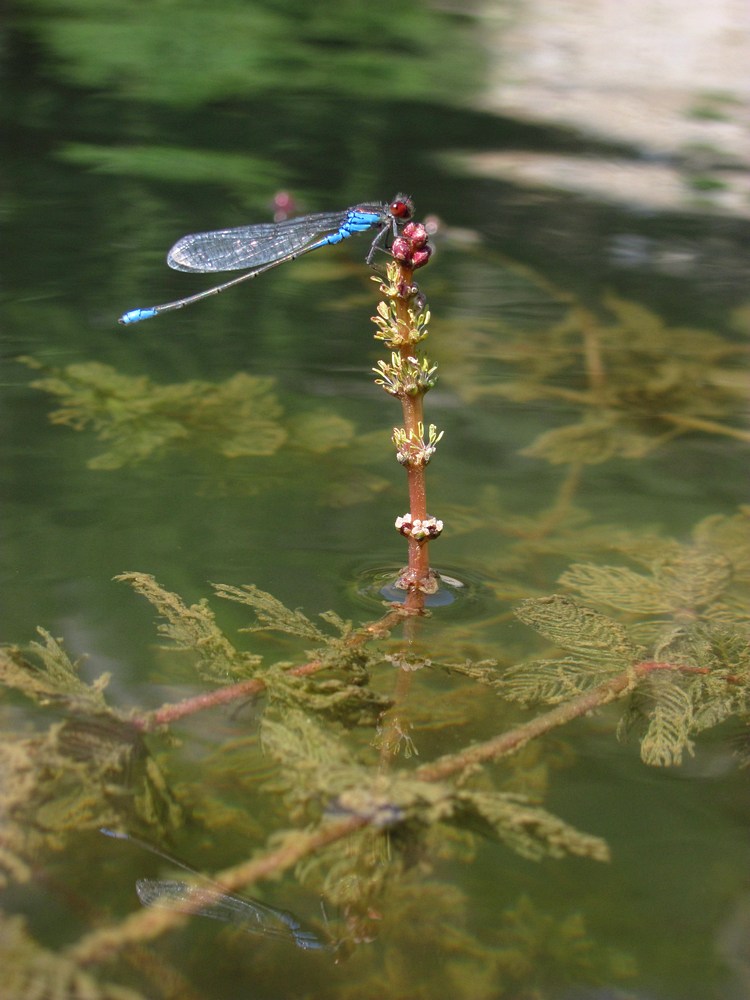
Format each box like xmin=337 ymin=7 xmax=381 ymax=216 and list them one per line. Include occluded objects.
xmin=377 ymin=658 xmax=416 ymax=767
xmin=517 ymin=307 xmax=600 ymax=541
xmin=532 ymin=306 xmax=605 ymax=530
xmin=578 ymin=308 xmax=606 ymax=395
xmin=529 ymin=462 xmax=583 ymax=539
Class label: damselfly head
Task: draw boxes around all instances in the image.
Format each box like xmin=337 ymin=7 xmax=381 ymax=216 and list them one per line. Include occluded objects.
xmin=389 ymin=195 xmax=414 ymax=222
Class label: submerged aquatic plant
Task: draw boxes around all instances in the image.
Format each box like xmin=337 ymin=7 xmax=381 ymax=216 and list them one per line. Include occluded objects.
xmin=18 ymin=359 xmax=287 ymax=469
xmin=446 ymin=291 xmax=750 ymax=458
xmin=0 ymin=911 xmax=146 ymax=1000
xmin=0 ymin=631 xmax=182 ymax=887
xmin=7 ymin=194 xmax=750 ymax=998
xmin=3 ymin=502 xmax=748 ymax=993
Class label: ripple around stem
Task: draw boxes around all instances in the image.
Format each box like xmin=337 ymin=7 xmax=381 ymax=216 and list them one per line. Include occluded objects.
xmin=351 ymin=564 xmax=489 ymax=612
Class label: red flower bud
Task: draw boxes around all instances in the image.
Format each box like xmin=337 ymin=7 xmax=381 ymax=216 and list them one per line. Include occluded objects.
xmin=402 ymin=222 xmax=428 ymax=248
xmin=411 ymin=246 xmax=432 ymax=269
xmin=391 ymin=237 xmax=412 ymax=261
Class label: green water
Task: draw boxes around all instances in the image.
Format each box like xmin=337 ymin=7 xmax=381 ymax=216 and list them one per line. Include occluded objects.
xmin=3 ymin=2 xmax=749 ymax=999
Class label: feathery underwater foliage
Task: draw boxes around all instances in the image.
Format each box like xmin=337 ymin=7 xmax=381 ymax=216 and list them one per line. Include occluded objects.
xmin=7 ymin=250 xmax=749 ymax=996
xmin=500 ymin=509 xmax=750 ymax=766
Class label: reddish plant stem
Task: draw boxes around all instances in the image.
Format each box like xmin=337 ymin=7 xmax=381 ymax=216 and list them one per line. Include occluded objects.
xmin=415 ymin=667 xmax=638 ymax=784
xmin=75 ymin=656 xmax=729 ymax=963
xmin=392 ymin=262 xmax=433 ymax=595
xmin=131 ymin=606 xmax=409 ymax=732
xmin=639 ymin=660 xmax=744 ymax=684
xmin=414 ymin=658 xmax=719 ymax=783
xmin=578 ymin=306 xmax=607 ymax=395
xmin=638 ymin=660 xmax=708 ymax=674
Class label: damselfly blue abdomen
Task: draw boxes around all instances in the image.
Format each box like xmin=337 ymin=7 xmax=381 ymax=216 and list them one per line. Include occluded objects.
xmin=118 ymin=195 xmax=413 ymax=325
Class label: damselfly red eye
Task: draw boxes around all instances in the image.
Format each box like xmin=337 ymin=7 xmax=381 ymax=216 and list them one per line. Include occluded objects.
xmin=389 ymin=196 xmax=414 ymax=221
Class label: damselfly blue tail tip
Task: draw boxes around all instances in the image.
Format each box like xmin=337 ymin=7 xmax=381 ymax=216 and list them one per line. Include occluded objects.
xmin=294 ymin=931 xmax=332 ymax=951
xmin=99 ymin=827 xmax=128 ymax=840
xmin=118 ymin=308 xmax=157 ymax=325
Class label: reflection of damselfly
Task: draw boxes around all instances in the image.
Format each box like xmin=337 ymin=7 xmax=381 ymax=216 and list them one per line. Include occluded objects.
xmin=100 ymin=828 xmax=329 ymax=952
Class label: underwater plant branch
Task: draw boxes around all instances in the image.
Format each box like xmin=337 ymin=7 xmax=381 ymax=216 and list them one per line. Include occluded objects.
xmin=130 ymin=605 xmax=410 ymax=732
xmin=413 ymin=657 xmax=710 ymax=784
xmin=64 ymin=655 xmax=721 ymax=966
xmin=134 ymin=663 xmax=316 ymax=731
xmin=638 ymin=659 xmax=745 ymax=685
xmin=659 ymin=412 xmax=750 ymax=443
xmin=67 ymin=671 xmax=646 ymax=965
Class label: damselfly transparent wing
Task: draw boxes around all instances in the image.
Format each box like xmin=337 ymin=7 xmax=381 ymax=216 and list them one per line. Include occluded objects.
xmin=135 ymin=878 xmax=327 ymax=951
xmin=167 ymin=211 xmax=357 ymax=273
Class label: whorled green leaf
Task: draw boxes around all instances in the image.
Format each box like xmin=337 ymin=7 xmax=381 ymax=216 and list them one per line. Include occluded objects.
xmin=212 ymin=583 xmax=329 ymax=641
xmin=692 ymin=507 xmax=750 ymax=577
xmin=653 ymin=548 xmax=733 ymax=612
xmin=1 ymin=625 xmax=182 ymax=884
xmin=261 ymin=710 xmax=450 ymax=824
xmin=657 ymin=624 xmax=749 ymax=738
xmin=260 ymin=707 xmax=354 ymax=778
xmin=261 ymin=709 xmax=607 ymax=863
xmin=616 ymin=621 xmax=750 ymax=766
xmin=117 ymin=572 xmax=261 ymax=683
xmin=700 ymin=512 xmax=750 ymax=626
xmin=1 ymin=630 xmax=110 ymax=712
xmin=560 ymin=562 xmax=674 ymax=615
xmin=500 ymin=656 xmax=621 ymax=705
xmin=263 ymin=667 xmax=391 ymax=728
xmin=513 ymin=595 xmax=639 ymax=662
xmin=259 ymin=708 xmax=381 ymax=819
xmin=437 ymin=658 xmax=502 ymax=688
xmin=454 ymin=789 xmax=610 ymax=862
xmin=637 ymin=676 xmax=695 ymax=767
xmin=0 ymin=714 xmax=180 ymax=887
xmin=689 ymin=677 xmax=747 ymax=734
xmin=522 ymin=417 xmax=657 ymax=465
xmin=132 ymin=755 xmax=185 ymax=832
xmin=667 ymin=621 xmax=750 ymax=677
xmin=560 ymin=547 xmax=733 ymax=616
xmin=0 ymin=737 xmax=39 ymax=886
